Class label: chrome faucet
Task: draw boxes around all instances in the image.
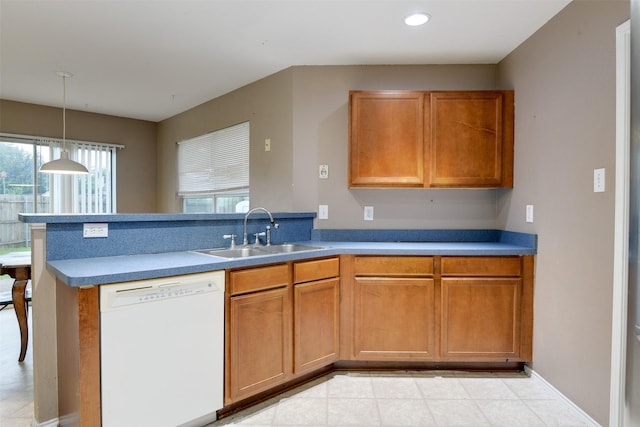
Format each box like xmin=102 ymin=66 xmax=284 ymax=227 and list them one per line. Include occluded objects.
xmin=243 ymin=207 xmax=279 ymax=245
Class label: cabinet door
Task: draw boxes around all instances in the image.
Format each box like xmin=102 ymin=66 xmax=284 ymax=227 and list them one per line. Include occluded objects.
xmin=353 ymin=277 xmax=436 ymax=360
xmin=226 ymin=287 xmax=291 ymax=403
xmin=294 ymin=278 xmax=340 ymax=374
xmin=349 ymin=91 xmax=425 ymax=187
xmin=441 ymin=278 xmax=521 ymax=361
xmin=428 ymin=91 xmax=514 ymax=188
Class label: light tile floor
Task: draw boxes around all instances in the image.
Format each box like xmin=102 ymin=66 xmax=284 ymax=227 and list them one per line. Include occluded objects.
xmin=211 ymin=371 xmax=597 ymax=427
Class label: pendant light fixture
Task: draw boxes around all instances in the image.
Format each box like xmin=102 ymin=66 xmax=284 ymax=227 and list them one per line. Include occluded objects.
xmin=39 ymin=71 xmax=89 ymax=174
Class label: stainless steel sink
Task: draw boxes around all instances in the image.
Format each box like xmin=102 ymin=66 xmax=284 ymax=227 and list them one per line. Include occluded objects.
xmin=195 ymin=244 xmax=325 ymax=259
xmin=197 ymin=247 xmax=266 ymax=258
xmin=257 ymin=244 xmax=324 ymax=254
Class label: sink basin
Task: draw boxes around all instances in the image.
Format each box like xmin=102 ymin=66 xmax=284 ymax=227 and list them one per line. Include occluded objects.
xmin=195 ymin=244 xmax=325 ymax=259
xmin=256 ymin=244 xmax=324 ymax=254
xmin=196 ymin=247 xmax=266 ymax=258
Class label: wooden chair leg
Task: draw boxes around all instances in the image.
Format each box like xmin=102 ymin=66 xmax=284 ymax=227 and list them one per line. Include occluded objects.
xmin=12 ymin=279 xmax=28 ymax=362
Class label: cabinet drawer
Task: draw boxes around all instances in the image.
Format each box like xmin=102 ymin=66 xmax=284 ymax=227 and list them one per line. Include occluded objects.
xmin=441 ymin=257 xmax=521 ymax=277
xmin=229 ymin=264 xmax=290 ymax=295
xmin=354 ymin=256 xmax=433 ymax=276
xmin=294 ymin=257 xmax=339 ymax=284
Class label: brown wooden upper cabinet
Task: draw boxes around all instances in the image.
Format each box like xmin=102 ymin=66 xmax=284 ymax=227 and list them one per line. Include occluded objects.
xmin=349 ymin=90 xmax=514 ymax=188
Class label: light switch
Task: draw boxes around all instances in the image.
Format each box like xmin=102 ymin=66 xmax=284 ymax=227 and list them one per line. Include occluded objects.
xmin=265 ymin=138 xmax=271 ymax=152
xmin=364 ymin=206 xmax=374 ymax=221
xmin=526 ymin=205 xmax=534 ymax=223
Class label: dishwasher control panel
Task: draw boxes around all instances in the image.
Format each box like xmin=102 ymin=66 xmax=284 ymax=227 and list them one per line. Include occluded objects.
xmin=100 ymin=271 xmax=225 ymax=311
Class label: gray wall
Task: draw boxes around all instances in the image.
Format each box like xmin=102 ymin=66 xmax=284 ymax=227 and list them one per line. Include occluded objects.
xmin=157 ymin=68 xmax=295 ymax=212
xmin=158 ymin=64 xmax=502 ymax=230
xmin=497 ymin=1 xmax=629 ymax=424
xmin=0 ymin=100 xmax=158 ymax=213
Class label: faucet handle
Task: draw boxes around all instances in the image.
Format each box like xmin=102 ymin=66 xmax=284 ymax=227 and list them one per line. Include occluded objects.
xmin=253 ymin=232 xmax=266 ymax=246
xmin=223 ymin=234 xmax=236 ymax=248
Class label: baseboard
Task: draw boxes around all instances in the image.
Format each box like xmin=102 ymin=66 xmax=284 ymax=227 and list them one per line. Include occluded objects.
xmin=31 ymin=416 xmax=59 ymax=427
xmin=524 ymin=366 xmax=601 ymax=427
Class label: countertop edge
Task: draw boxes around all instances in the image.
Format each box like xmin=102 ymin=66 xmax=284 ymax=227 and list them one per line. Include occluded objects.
xmin=20 ymin=211 xmax=316 ymax=223
xmin=47 ymin=241 xmax=536 ymax=287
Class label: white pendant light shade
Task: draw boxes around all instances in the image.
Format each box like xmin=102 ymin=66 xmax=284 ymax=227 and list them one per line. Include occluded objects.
xmin=39 ymin=72 xmax=89 ymax=175
xmin=40 ymin=150 xmax=89 ymax=174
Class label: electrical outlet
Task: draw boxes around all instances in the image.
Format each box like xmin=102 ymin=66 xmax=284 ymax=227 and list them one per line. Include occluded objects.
xmin=318 ymin=205 xmax=329 ymax=219
xmin=83 ymin=223 xmax=108 ymax=238
xmin=594 ymin=168 xmax=605 ymax=192
xmin=319 ymin=164 xmax=329 ymax=179
xmin=364 ymin=206 xmax=374 ymax=221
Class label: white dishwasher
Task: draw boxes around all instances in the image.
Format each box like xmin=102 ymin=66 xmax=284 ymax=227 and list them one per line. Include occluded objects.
xmin=100 ymin=271 xmax=225 ymax=427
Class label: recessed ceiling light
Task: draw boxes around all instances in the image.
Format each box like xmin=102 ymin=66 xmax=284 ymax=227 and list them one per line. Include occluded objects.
xmin=405 ymin=12 xmax=430 ymax=26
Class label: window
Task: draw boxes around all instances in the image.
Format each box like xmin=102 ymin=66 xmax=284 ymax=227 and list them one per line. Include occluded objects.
xmin=0 ymin=133 xmax=120 ymax=250
xmin=41 ymin=138 xmax=118 ymax=214
xmin=178 ymin=122 xmax=249 ymax=213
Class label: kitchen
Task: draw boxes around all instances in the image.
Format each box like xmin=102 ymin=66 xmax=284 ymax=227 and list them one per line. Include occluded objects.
xmin=0 ymin=1 xmax=634 ymax=426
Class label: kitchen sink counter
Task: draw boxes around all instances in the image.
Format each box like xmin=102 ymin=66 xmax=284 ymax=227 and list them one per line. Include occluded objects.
xmin=47 ymin=239 xmax=535 ymax=287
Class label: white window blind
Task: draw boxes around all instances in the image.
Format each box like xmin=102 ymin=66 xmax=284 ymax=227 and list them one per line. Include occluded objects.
xmin=177 ymin=122 xmax=249 ymax=196
xmin=75 ymin=142 xmax=114 ymax=213
xmin=36 ymin=137 xmax=119 ymax=213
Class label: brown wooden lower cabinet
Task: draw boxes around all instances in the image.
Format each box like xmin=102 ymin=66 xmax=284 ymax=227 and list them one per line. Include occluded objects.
xmin=293 ymin=257 xmax=340 ymax=375
xmin=294 ymin=277 xmax=340 ymax=374
xmin=441 ymin=277 xmax=521 ymax=360
xmin=225 ymin=257 xmax=341 ymax=405
xmin=342 ymin=255 xmax=533 ymax=364
xmin=227 ymin=287 xmax=291 ymax=403
xmin=439 ymin=255 xmax=533 ymax=362
xmin=225 ymin=264 xmax=292 ymax=405
xmin=353 ymin=277 xmax=436 ymax=360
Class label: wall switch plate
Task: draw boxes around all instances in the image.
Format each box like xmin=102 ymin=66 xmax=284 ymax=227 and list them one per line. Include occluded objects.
xmin=526 ymin=205 xmax=534 ymax=223
xmin=83 ymin=223 xmax=108 ymax=238
xmin=364 ymin=206 xmax=374 ymax=221
xmin=594 ymin=168 xmax=605 ymax=192
xmin=318 ymin=205 xmax=329 ymax=219
xmin=319 ymin=164 xmax=329 ymax=179
xmin=264 ymin=138 xmax=271 ymax=152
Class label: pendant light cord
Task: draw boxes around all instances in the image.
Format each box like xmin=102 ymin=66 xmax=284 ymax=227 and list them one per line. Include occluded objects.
xmin=62 ymin=74 xmax=66 ymax=150
xmin=56 ymin=71 xmax=73 ymax=151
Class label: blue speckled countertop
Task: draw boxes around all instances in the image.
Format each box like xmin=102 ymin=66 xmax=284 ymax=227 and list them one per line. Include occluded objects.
xmin=48 ymin=239 xmax=535 ymax=287
xmin=20 ymin=212 xmax=536 ymax=287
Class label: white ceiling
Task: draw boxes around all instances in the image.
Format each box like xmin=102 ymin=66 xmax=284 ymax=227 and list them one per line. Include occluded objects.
xmin=0 ymin=0 xmax=571 ymax=122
